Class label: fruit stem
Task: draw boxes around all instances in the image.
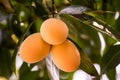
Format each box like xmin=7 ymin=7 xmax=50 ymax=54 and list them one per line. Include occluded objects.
xmin=51 ymin=0 xmax=57 ymax=18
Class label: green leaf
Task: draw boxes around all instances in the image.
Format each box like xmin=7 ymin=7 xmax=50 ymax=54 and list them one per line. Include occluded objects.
xmin=59 ymin=6 xmax=120 ymax=41
xmin=79 ymin=49 xmax=99 ymax=76
xmin=16 ymin=0 xmax=33 ymax=6
xmin=0 ymin=48 xmax=12 ymax=78
xmin=69 ymin=0 xmax=96 ymax=9
xmin=102 ymin=0 xmax=120 ymax=12
xmin=59 ymin=5 xmax=90 ymax=15
xmin=69 ymin=38 xmax=98 ymax=76
xmin=115 ymin=17 xmax=120 ymax=33
xmin=60 ymin=71 xmax=74 ymax=80
xmin=19 ymin=63 xmax=30 ymax=76
xmin=19 ymin=63 xmax=39 ymax=80
xmin=20 ymin=71 xmax=39 ymax=80
xmin=14 ymin=3 xmax=34 ymax=22
xmin=34 ymin=1 xmax=48 ymax=19
xmin=8 ymin=14 xmax=22 ymax=38
xmin=101 ymin=33 xmax=116 ymax=56
xmin=11 ymin=21 xmax=34 ymax=73
xmin=101 ymin=45 xmax=120 ymax=74
xmin=106 ymin=69 xmax=116 ymax=80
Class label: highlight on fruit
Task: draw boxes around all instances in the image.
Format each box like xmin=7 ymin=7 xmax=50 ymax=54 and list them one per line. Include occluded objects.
xmin=50 ymin=39 xmax=80 ymax=72
xmin=19 ymin=33 xmax=51 ymax=63
xmin=40 ymin=18 xmax=69 ymax=45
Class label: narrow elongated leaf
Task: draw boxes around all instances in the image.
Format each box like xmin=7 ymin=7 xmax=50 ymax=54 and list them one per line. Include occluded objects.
xmin=19 ymin=63 xmax=39 ymax=80
xmin=0 ymin=48 xmax=12 ymax=78
xmin=9 ymin=14 xmax=22 ymax=38
xmin=19 ymin=63 xmax=30 ymax=76
xmin=12 ymin=21 xmax=34 ymax=73
xmin=106 ymin=69 xmax=116 ymax=80
xmin=76 ymin=14 xmax=120 ymax=41
xmin=69 ymin=38 xmax=98 ymax=76
xmin=59 ymin=6 xmax=120 ymax=41
xmin=101 ymin=45 xmax=120 ymax=74
xmin=59 ymin=5 xmax=90 ymax=15
xmin=101 ymin=33 xmax=116 ymax=56
xmin=79 ymin=48 xmax=99 ymax=76
xmin=115 ymin=17 xmax=120 ymax=33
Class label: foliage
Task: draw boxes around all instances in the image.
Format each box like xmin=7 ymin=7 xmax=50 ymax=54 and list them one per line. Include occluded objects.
xmin=0 ymin=0 xmax=120 ymax=80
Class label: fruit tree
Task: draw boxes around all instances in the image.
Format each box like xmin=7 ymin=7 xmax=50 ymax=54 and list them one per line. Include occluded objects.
xmin=0 ymin=0 xmax=120 ymax=80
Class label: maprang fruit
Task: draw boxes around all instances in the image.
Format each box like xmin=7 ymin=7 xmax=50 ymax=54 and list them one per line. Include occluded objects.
xmin=50 ymin=40 xmax=80 ymax=72
xmin=19 ymin=33 xmax=51 ymax=63
xmin=40 ymin=18 xmax=69 ymax=45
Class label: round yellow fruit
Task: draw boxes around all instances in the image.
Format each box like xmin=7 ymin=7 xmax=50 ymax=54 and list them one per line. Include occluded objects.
xmin=40 ymin=18 xmax=69 ymax=45
xmin=19 ymin=33 xmax=51 ymax=63
xmin=50 ymin=40 xmax=80 ymax=72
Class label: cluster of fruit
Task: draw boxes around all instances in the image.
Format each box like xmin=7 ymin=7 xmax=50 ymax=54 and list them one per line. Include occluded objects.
xmin=19 ymin=18 xmax=80 ymax=72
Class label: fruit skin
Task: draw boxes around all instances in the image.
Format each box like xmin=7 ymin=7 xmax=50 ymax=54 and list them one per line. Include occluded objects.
xmin=19 ymin=33 xmax=51 ymax=63
xmin=50 ymin=40 xmax=80 ymax=72
xmin=40 ymin=18 xmax=69 ymax=45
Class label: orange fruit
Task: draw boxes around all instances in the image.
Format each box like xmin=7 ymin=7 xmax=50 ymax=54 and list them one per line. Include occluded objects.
xmin=50 ymin=40 xmax=80 ymax=72
xmin=19 ymin=33 xmax=50 ymax=63
xmin=40 ymin=18 xmax=69 ymax=45
xmin=0 ymin=77 xmax=7 ymax=80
